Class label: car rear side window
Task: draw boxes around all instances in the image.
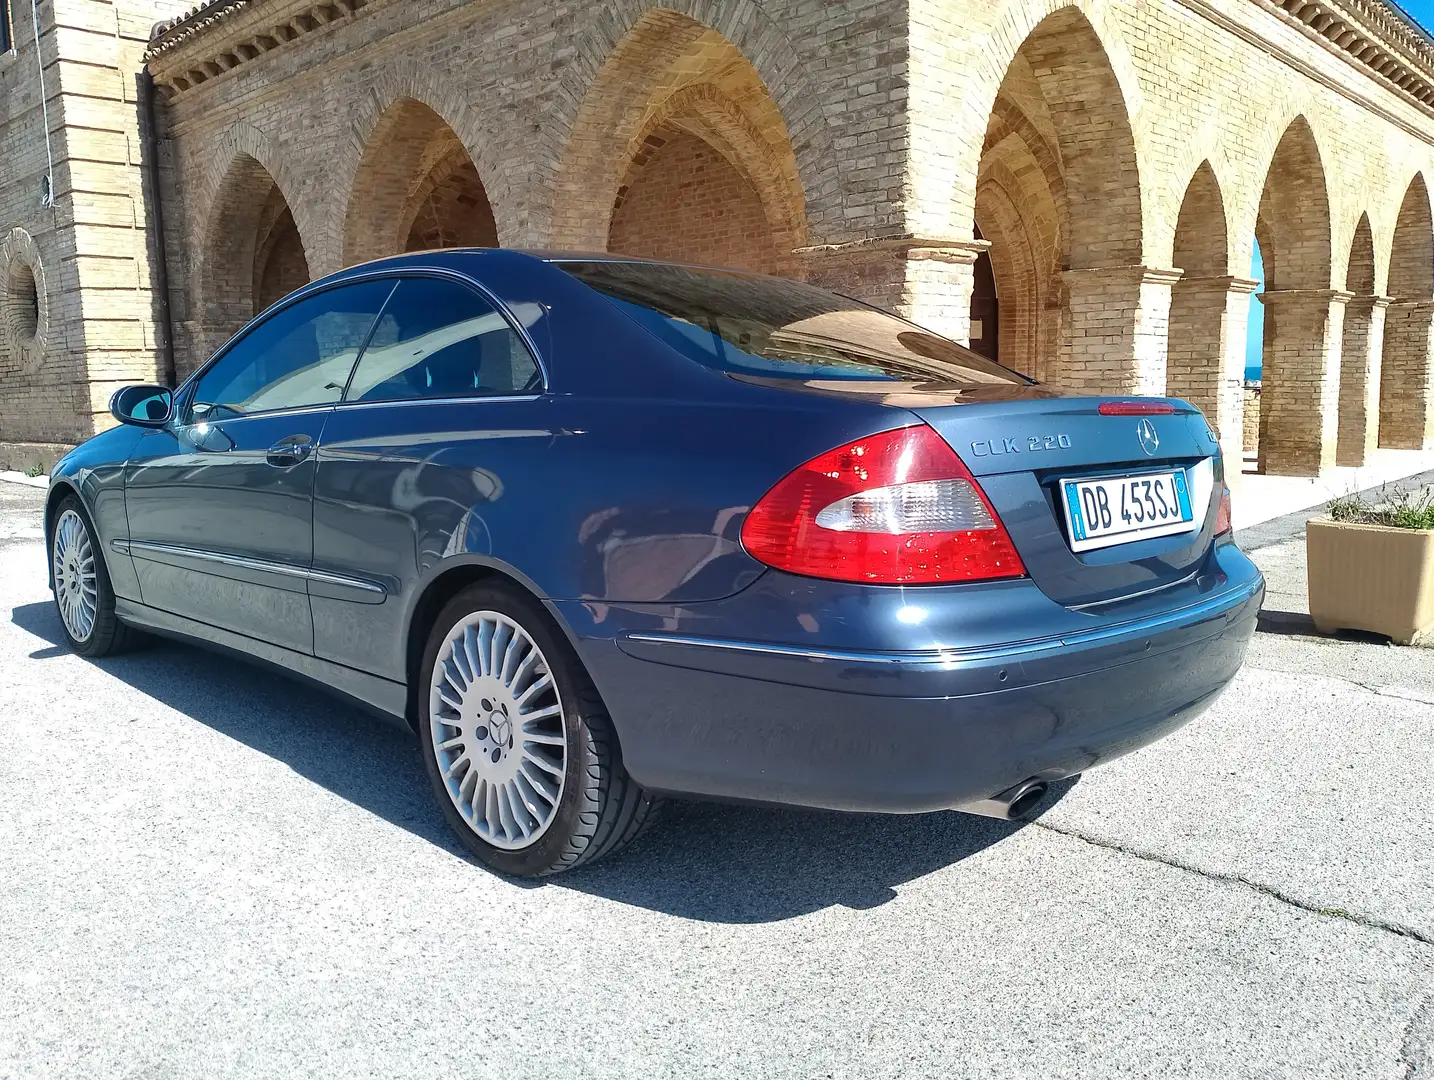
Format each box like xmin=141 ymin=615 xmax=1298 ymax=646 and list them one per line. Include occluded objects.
xmin=188 ymin=280 xmax=394 ymax=422
xmin=557 ymin=260 xmax=1029 ymax=387
xmin=345 ymin=277 xmax=541 ymax=403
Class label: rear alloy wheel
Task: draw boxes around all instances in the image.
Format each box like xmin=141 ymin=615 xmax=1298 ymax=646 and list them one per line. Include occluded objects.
xmin=418 ymin=583 xmax=659 ymax=876
xmin=49 ymin=496 xmax=139 ymax=657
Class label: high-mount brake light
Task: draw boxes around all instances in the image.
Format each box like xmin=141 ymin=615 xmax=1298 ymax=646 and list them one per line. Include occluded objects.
xmin=1098 ymin=401 xmax=1176 ymax=416
xmin=740 ymin=424 xmax=1026 ymax=585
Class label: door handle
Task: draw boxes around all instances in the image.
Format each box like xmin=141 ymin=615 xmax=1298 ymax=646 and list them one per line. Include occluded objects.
xmin=265 ymin=434 xmax=313 ymax=468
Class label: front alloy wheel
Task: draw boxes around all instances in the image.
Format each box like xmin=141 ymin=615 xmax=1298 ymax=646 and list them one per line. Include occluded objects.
xmin=418 ymin=583 xmax=659 ymax=876
xmin=49 ymin=495 xmax=138 ymax=657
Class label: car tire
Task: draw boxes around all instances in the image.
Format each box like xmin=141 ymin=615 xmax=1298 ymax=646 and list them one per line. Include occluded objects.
xmin=50 ymin=495 xmax=141 ymax=658
xmin=417 ymin=581 xmax=660 ymax=877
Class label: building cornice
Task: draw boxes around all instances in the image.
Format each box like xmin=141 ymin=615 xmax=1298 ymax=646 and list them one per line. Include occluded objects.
xmin=143 ymin=0 xmax=1434 ymax=115
xmin=1257 ymin=0 xmax=1434 ymax=109
xmin=145 ymin=0 xmax=373 ymax=95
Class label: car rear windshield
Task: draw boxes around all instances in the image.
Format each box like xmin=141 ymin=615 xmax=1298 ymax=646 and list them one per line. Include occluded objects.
xmin=556 ymin=260 xmax=1030 ymax=387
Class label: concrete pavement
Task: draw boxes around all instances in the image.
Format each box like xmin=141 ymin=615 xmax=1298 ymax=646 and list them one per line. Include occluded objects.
xmin=1 ymin=478 xmax=1430 ymax=1079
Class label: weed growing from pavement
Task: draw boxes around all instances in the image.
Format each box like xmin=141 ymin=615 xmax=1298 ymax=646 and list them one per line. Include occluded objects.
xmin=1327 ymin=484 xmax=1434 ymax=530
xmin=23 ymin=463 xmax=43 ymax=478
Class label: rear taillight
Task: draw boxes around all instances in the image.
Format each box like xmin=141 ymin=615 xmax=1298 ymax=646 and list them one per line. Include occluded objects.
xmin=1215 ymin=485 xmax=1232 ymax=536
xmin=1098 ymin=401 xmax=1175 ymax=416
xmin=740 ymin=425 xmax=1026 ymax=584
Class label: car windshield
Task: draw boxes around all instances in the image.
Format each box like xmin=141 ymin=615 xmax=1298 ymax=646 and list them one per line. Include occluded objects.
xmin=556 ymin=260 xmax=1030 ymax=387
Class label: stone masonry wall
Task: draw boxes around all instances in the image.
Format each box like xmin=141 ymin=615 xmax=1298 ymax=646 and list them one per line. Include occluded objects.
xmin=608 ymin=129 xmax=780 ymax=274
xmin=5 ymin=0 xmax=1434 ymax=476
xmin=0 ymin=0 xmax=188 ymax=447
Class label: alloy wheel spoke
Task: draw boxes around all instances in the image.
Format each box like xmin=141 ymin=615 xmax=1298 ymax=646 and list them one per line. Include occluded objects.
xmin=428 ymin=609 xmax=567 ymax=851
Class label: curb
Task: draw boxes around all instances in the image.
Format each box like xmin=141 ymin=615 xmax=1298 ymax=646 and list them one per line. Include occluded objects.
xmin=0 ymin=472 xmax=50 ymax=489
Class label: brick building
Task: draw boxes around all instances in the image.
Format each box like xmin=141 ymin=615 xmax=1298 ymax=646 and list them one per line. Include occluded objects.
xmin=4 ymin=0 xmax=1434 ymax=476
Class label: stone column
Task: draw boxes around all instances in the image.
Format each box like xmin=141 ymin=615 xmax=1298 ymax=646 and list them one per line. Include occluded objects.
xmin=798 ymin=236 xmax=989 ymax=344
xmin=1258 ymin=289 xmax=1350 ymax=476
xmin=1167 ymin=275 xmax=1258 ymax=467
xmin=1057 ymin=266 xmax=1182 ymax=395
xmin=1337 ymin=295 xmax=1391 ymax=466
xmin=1379 ymin=299 xmax=1434 ymax=450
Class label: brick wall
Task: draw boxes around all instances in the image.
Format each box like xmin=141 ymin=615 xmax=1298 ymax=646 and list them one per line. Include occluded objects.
xmin=608 ymin=129 xmax=779 ymax=274
xmin=1 ymin=0 xmax=1434 ymax=476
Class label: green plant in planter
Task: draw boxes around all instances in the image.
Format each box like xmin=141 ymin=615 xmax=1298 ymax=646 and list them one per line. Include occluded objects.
xmin=1309 ymin=482 xmax=1434 ymax=645
xmin=1326 ymin=484 xmax=1434 ymax=530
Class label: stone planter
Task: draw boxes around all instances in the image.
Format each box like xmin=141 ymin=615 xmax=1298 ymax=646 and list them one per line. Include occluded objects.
xmin=1306 ymin=519 xmax=1434 ymax=645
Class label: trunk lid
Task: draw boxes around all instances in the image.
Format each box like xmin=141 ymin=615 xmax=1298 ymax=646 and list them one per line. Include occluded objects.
xmin=910 ymin=394 xmax=1222 ymax=608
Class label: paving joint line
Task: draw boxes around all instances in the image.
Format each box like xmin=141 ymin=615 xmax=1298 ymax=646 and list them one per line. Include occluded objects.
xmin=1245 ymin=661 xmax=1434 ymax=705
xmin=1032 ymin=819 xmax=1434 ymax=947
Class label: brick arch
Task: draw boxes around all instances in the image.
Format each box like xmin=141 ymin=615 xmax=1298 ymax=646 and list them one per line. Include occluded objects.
xmin=1253 ymin=116 xmax=1333 ymax=292
xmin=333 ymin=64 xmax=512 ymax=262
xmin=548 ymin=5 xmax=819 ymax=256
xmin=197 ymin=150 xmax=313 ymax=363
xmin=197 ymin=122 xmax=322 ymax=276
xmin=1387 ymin=173 xmax=1433 ymax=302
xmin=1346 ymin=213 xmax=1377 ymax=296
xmin=1172 ymin=162 xmax=1229 ymax=280
xmin=976 ymin=135 xmax=1063 ymax=381
xmin=1338 ymin=212 xmax=1383 ymax=466
xmin=1253 ymin=116 xmax=1338 ymax=475
xmin=342 ymin=97 xmax=499 ymax=267
xmin=1380 ymin=173 xmax=1434 ymax=450
xmin=1167 ymin=162 xmax=1235 ymax=439
xmin=956 ymin=0 xmax=1145 ymax=265
xmin=975 ymin=168 xmax=1050 ymax=382
xmin=1154 ymin=134 xmax=1243 ymax=271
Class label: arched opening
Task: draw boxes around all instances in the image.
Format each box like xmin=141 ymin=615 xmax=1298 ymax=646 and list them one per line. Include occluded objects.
xmin=973 ymin=8 xmax=1144 ymax=389
xmin=5 ymin=260 xmax=39 ymax=341
xmin=1338 ymin=214 xmax=1383 ymax=465
xmin=1381 ymin=174 xmax=1434 ymax=449
xmin=552 ymin=10 xmax=806 ymax=277
xmin=253 ymin=185 xmax=308 ymax=313
xmin=968 ymin=223 xmax=999 ymax=361
xmin=199 ymin=154 xmax=312 ymax=363
xmin=1254 ymin=118 xmax=1337 ymax=475
xmin=1167 ymin=162 xmax=1240 ymax=449
xmin=344 ymin=98 xmax=497 ymax=267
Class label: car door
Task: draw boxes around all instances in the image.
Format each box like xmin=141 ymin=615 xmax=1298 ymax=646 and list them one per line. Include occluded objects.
xmin=310 ymin=274 xmax=550 ymax=680
xmin=123 ymin=279 xmax=396 ymax=653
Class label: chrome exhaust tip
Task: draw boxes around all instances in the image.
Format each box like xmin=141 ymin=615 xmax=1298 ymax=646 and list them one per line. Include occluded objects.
xmin=956 ymin=778 xmax=1050 ymax=821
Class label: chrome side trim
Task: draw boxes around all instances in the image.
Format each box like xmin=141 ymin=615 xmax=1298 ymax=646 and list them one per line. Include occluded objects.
xmin=625 ymin=575 xmax=1263 ymax=668
xmin=115 ymin=538 xmax=387 ymax=597
xmin=334 ymin=393 xmax=542 ymax=412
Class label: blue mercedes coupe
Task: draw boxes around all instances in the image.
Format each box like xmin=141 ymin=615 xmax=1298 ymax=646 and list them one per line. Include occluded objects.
xmin=46 ymin=249 xmax=1263 ymax=876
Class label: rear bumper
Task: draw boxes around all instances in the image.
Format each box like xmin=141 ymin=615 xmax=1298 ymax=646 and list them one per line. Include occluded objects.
xmin=555 ymin=545 xmax=1263 ymax=812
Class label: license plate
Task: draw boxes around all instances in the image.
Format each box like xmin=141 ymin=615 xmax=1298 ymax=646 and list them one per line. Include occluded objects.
xmin=1060 ymin=470 xmax=1195 ymax=553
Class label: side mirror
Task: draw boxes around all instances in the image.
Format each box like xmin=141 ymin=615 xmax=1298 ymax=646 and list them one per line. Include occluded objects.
xmin=110 ymin=384 xmax=173 ymax=428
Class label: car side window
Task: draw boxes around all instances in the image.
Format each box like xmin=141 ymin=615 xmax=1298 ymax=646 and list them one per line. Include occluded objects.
xmin=187 ymin=280 xmax=395 ymax=423
xmin=345 ymin=277 xmax=541 ymax=403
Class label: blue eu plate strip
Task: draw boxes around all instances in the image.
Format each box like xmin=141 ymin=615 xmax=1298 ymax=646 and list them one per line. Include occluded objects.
xmin=1064 ymin=482 xmax=1087 ymax=540
xmin=1173 ymin=471 xmax=1192 ymax=520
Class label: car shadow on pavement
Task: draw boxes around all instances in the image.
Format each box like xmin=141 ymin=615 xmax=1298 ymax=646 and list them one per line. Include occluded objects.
xmin=12 ymin=599 xmax=1071 ymax=923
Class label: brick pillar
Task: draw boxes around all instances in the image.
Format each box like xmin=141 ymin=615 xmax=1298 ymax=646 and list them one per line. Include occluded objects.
xmin=1337 ymin=295 xmax=1391 ymax=466
xmin=1379 ymin=300 xmax=1434 ymax=450
xmin=799 ymin=237 xmax=987 ymax=343
xmin=1058 ymin=267 xmax=1181 ymax=394
xmin=1258 ymin=289 xmax=1350 ymax=476
xmin=1167 ymin=276 xmax=1258 ymax=465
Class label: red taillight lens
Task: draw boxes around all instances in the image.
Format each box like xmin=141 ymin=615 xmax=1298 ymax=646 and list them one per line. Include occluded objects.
xmin=1215 ymin=485 xmax=1232 ymax=536
xmin=740 ymin=424 xmax=1026 ymax=584
xmin=1097 ymin=401 xmax=1176 ymax=416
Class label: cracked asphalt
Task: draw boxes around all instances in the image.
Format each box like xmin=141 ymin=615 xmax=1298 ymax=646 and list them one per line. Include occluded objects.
xmin=1 ymin=477 xmax=1432 ymax=1079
